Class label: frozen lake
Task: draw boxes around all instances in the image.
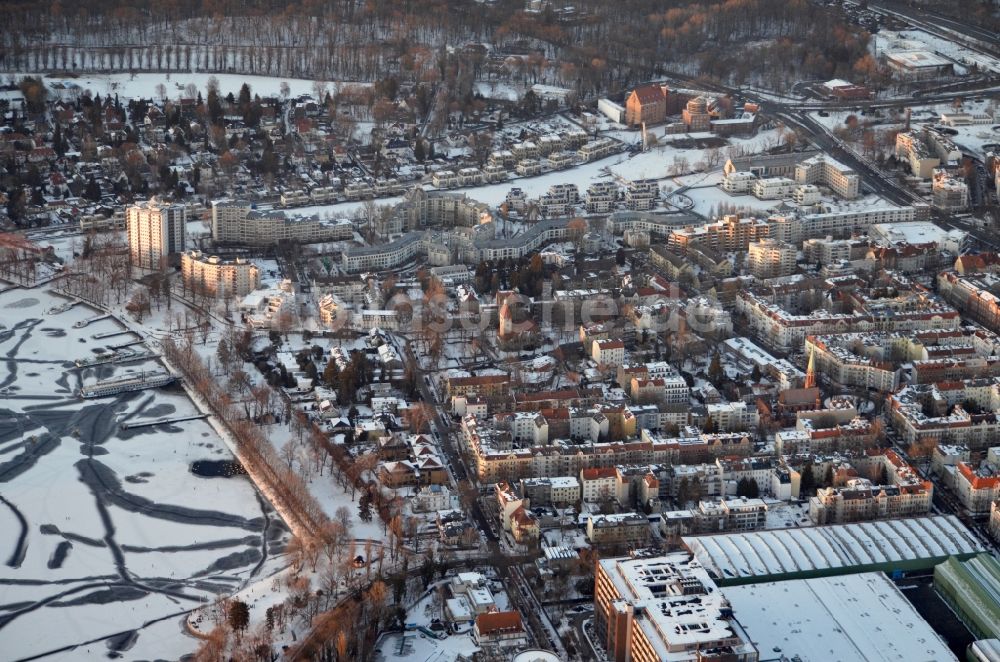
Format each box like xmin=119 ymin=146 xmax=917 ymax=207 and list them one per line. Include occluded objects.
xmin=0 ymin=288 xmax=287 ymax=660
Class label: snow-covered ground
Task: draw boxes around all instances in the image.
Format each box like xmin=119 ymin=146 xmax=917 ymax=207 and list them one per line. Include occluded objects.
xmin=877 ymin=30 xmax=1000 ymax=75
xmin=10 ymin=71 xmax=369 ymax=102
xmin=0 ymin=287 xmax=287 ymax=660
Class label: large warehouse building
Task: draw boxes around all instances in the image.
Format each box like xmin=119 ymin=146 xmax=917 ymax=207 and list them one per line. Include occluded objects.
xmin=683 ymin=515 xmax=985 ymax=585
xmin=722 ymin=572 xmax=956 ymax=662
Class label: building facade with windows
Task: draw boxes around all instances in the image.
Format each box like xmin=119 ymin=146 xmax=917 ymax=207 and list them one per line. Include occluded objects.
xmin=127 ymin=199 xmax=186 ymax=271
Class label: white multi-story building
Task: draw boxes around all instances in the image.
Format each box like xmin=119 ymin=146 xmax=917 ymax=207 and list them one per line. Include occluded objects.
xmin=580 ymin=467 xmax=627 ymax=504
xmin=586 ymin=181 xmax=618 ymax=213
xmin=705 ymin=401 xmax=758 ymax=432
xmin=752 ymin=176 xmax=797 ymax=200
xmin=770 ymin=205 xmax=922 ymax=243
xmin=211 ymin=200 xmax=353 ymax=246
xmin=932 ymin=169 xmax=970 ymax=211
xmin=577 ymin=138 xmax=617 ymax=161
xmin=793 ymin=184 xmax=821 ymax=205
xmin=802 ymin=236 xmax=857 ymax=265
xmin=592 ymin=339 xmax=626 ymax=367
xmin=180 ymin=250 xmax=261 ymax=298
xmin=594 ymin=553 xmax=758 ymax=662
xmin=895 ymin=131 xmax=940 ymax=178
xmin=126 ymin=198 xmax=186 ymax=271
xmin=747 ymin=239 xmax=796 ymax=279
xmin=793 ymin=154 xmax=859 ymax=199
xmin=626 ymin=179 xmax=659 ymax=211
xmin=722 ymin=170 xmax=754 ymax=194
xmin=342 ymin=232 xmax=426 ymax=272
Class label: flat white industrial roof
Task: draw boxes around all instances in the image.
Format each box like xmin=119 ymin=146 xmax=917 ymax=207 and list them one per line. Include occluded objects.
xmin=724 ymin=572 xmax=955 ymax=662
xmin=886 ymin=50 xmax=952 ymax=68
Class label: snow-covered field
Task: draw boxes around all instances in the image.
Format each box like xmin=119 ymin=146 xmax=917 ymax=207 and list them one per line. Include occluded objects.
xmin=9 ymin=71 xmax=366 ymax=102
xmin=0 ymin=288 xmax=287 ymax=660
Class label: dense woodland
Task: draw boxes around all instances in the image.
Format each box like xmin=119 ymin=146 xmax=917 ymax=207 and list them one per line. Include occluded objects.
xmin=0 ymin=0 xmax=893 ymax=94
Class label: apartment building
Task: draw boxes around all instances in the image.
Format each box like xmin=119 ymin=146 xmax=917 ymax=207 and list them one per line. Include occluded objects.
xmin=594 ymin=553 xmax=758 ymax=662
xmin=809 ymin=450 xmax=932 ymax=524
xmin=932 ymin=169 xmax=970 ymax=211
xmin=705 ymin=401 xmax=758 ymax=432
xmin=747 ymin=238 xmax=796 ymax=279
xmin=669 ymin=214 xmax=770 ymax=254
xmin=592 ymin=339 xmax=626 ymax=367
xmin=462 ymin=414 xmax=753 ymax=483
xmin=586 ymin=181 xmax=618 ymax=213
xmin=447 ymin=374 xmax=510 ymax=399
xmin=794 ymin=154 xmax=860 ymax=199
xmin=809 ymin=479 xmax=932 ymax=524
xmin=211 ymin=200 xmax=353 ymax=246
xmin=770 ymin=205 xmax=921 ymax=244
xmin=952 ymin=449 xmax=1000 ymax=515
xmin=126 ymin=198 xmax=186 ymax=271
xmin=888 ymin=378 xmax=1000 ymax=449
xmin=793 ymin=184 xmax=822 ymax=205
xmin=515 ymin=158 xmax=542 ymax=176
xmin=180 ymin=250 xmax=260 ymax=298
xmin=546 ymin=150 xmax=575 ymax=170
xmin=722 ymin=170 xmax=755 ymax=194
xmin=804 ymin=334 xmax=901 ymax=391
xmin=578 ymin=138 xmax=617 ymax=161
xmin=896 ymin=127 xmax=962 ymax=177
xmin=625 ymin=179 xmax=658 ymax=211
xmin=774 ymin=415 xmax=877 ymax=455
xmin=938 ymin=271 xmax=1000 ymax=335
xmin=581 ymin=467 xmax=628 ymax=504
xmin=660 ymin=497 xmax=768 ymax=543
xmin=341 ymin=232 xmax=426 ymax=272
xmin=895 ymin=130 xmax=940 ymax=178
xmin=736 ymin=289 xmax=959 ymax=352
xmin=752 ymin=176 xmax=797 ymax=200
xmin=394 ymin=188 xmax=492 ymax=229
xmin=585 ymin=513 xmax=650 ymax=546
xmin=520 ymin=476 xmax=581 ymax=506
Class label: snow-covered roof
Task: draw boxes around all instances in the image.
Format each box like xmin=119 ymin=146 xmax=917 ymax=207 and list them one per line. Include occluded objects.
xmin=723 ymin=573 xmax=955 ymax=662
xmin=685 ymin=515 xmax=984 ymax=580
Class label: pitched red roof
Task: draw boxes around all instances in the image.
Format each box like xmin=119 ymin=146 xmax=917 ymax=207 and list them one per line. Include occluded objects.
xmin=630 ymin=84 xmax=666 ymax=105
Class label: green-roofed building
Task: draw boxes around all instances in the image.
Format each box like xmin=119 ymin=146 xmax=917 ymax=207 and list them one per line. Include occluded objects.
xmin=934 ymin=554 xmax=1000 ymax=640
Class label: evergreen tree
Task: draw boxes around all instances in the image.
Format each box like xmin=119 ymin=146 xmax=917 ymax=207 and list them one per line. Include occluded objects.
xmin=414 ymin=138 xmax=425 ymax=163
xmin=84 ymin=177 xmax=101 ymax=202
xmin=799 ymin=460 xmax=816 ymax=497
xmin=708 ymin=351 xmax=724 ymax=386
xmin=676 ymin=477 xmax=690 ymax=506
xmin=359 ymin=493 xmax=373 ymax=522
xmin=736 ymin=477 xmax=759 ymax=498
xmin=228 ymin=600 xmax=250 ymax=633
xmin=238 ymin=82 xmax=252 ymax=108
xmin=53 ymin=124 xmax=66 ymax=156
